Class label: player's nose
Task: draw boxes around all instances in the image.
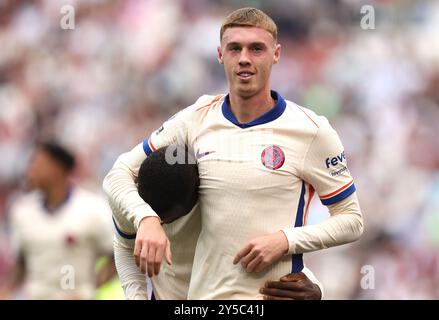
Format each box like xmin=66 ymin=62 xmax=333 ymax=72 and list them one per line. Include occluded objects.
xmin=238 ymin=48 xmax=251 ymax=66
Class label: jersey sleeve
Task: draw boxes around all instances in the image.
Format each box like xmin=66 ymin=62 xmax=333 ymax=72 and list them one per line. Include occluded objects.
xmin=103 ymin=95 xmax=214 ymax=230
xmin=103 ymin=143 xmax=157 ymax=230
xmin=301 ymin=118 xmax=356 ymax=206
xmin=113 ymin=236 xmax=148 ymax=300
xmin=142 ymin=105 xmax=196 ymax=156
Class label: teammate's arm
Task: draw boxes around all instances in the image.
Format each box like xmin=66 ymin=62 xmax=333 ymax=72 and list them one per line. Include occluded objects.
xmin=113 ymin=237 xmax=149 ymax=300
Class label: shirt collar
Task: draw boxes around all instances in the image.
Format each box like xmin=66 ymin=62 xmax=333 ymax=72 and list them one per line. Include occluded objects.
xmin=221 ymin=90 xmax=286 ymax=129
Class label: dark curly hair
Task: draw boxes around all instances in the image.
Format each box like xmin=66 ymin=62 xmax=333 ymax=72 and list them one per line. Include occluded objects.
xmin=137 ymin=145 xmax=199 ymax=224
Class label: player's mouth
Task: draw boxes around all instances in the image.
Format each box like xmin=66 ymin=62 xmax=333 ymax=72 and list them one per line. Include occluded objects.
xmin=236 ymin=71 xmax=255 ymax=81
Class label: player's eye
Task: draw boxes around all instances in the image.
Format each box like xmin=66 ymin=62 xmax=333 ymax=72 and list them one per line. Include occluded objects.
xmin=228 ymin=45 xmax=241 ymax=52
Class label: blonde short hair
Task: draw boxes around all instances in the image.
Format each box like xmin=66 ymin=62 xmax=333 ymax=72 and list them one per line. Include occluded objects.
xmin=220 ymin=7 xmax=278 ymax=42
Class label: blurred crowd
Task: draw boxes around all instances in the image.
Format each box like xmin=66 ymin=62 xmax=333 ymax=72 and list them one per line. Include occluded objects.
xmin=1 ymin=0 xmax=439 ymax=299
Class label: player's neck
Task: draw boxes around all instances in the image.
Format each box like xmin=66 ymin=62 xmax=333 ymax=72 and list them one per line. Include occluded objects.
xmin=228 ymin=89 xmax=275 ymax=124
xmin=44 ymin=180 xmax=71 ymax=212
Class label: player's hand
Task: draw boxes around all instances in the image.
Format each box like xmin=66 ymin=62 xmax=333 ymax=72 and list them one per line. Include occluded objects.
xmin=260 ymin=272 xmax=322 ymax=300
xmin=233 ymin=231 xmax=288 ymax=273
xmin=134 ymin=216 xmax=172 ymax=277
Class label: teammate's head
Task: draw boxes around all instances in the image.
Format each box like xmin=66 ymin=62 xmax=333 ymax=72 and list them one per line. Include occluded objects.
xmin=26 ymin=141 xmax=76 ymax=190
xmin=217 ymin=7 xmax=281 ymax=99
xmin=137 ymin=145 xmax=199 ymax=224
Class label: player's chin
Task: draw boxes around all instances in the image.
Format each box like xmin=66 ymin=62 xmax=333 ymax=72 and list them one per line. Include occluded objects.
xmin=234 ymin=84 xmax=259 ymax=98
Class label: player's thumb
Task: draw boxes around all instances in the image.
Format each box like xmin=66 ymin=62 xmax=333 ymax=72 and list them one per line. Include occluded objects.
xmin=281 ymin=272 xmax=305 ymax=282
xmin=165 ymin=239 xmax=172 ymax=265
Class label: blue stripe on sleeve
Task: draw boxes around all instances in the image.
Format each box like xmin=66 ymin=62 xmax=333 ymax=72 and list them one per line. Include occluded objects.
xmin=143 ymin=138 xmax=153 ymax=156
xmin=321 ymin=183 xmax=356 ymax=206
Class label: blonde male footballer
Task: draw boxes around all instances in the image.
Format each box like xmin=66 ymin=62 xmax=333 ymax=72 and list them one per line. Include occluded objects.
xmin=103 ymin=7 xmax=363 ymax=299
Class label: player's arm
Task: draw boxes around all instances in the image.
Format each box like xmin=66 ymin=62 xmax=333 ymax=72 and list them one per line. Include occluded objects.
xmin=235 ymin=195 xmax=362 ymax=272
xmin=281 ymin=119 xmax=363 ymax=255
xmin=113 ymin=237 xmax=149 ymax=300
xmin=281 ymin=192 xmax=363 ymax=254
xmin=103 ymin=143 xmax=157 ymax=232
xmin=103 ymin=143 xmax=170 ymax=277
xmin=234 ymin=119 xmax=363 ymax=272
xmin=102 ymin=98 xmax=202 ymax=277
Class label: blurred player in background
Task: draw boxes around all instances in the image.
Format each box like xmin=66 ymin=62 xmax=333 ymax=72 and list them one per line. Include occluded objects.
xmin=103 ymin=7 xmax=363 ymax=299
xmin=0 ymin=142 xmax=116 ymax=299
xmin=112 ymin=146 xmax=323 ymax=300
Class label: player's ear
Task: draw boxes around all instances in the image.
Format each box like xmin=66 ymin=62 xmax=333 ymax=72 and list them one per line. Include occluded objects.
xmin=273 ymin=43 xmax=281 ymax=64
xmin=217 ymin=46 xmax=224 ymax=64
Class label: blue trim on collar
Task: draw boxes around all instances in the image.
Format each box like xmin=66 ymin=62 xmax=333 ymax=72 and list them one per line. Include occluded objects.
xmin=221 ymin=90 xmax=286 ymax=128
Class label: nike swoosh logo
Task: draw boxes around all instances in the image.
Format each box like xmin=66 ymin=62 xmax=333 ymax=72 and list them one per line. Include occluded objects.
xmin=196 ymin=150 xmax=216 ymax=159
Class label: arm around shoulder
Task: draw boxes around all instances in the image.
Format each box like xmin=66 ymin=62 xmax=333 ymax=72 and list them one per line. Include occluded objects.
xmin=102 ymin=143 xmax=158 ymax=230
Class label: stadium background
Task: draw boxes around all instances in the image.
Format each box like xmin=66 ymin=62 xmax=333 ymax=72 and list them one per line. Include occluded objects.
xmin=1 ymin=0 xmax=439 ymax=299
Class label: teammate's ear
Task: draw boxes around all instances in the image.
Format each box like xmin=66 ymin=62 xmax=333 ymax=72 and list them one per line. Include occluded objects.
xmin=273 ymin=44 xmax=281 ymax=64
xmin=217 ymin=46 xmax=224 ymax=64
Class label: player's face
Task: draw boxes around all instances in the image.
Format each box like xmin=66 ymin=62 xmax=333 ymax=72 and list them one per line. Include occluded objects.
xmin=218 ymin=27 xmax=280 ymax=98
xmin=26 ymin=150 xmax=62 ymax=190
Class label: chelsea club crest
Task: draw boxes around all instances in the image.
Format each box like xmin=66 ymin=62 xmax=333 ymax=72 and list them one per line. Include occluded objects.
xmin=261 ymin=145 xmax=285 ymax=170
